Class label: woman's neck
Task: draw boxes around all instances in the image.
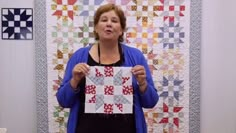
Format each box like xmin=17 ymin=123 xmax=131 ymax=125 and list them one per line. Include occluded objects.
xmin=98 ymin=41 xmax=119 ymax=55
xmin=96 ymin=40 xmax=121 ymax=65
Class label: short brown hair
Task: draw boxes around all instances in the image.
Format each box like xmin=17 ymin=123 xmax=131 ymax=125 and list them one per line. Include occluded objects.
xmin=94 ymin=3 xmax=126 ymax=42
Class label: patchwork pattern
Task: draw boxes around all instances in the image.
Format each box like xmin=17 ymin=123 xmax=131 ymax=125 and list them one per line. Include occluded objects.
xmin=85 ymin=66 xmax=133 ymax=114
xmin=53 ymin=106 xmax=68 ymax=124
xmin=1 ymin=8 xmax=33 ymax=40
xmin=77 ymin=17 xmax=95 ymax=47
xmin=51 ymin=21 xmax=78 ymax=73
xmin=156 ymin=49 xmax=184 ymax=75
xmin=126 ymin=1 xmax=159 ymax=52
xmin=51 ymin=0 xmax=78 ymax=21
xmin=158 ymin=22 xmax=185 ymax=49
xmin=159 ymin=103 xmax=184 ymax=128
xmin=144 ymin=107 xmax=159 ymax=133
xmin=128 ymin=0 xmax=159 ymax=21
xmin=126 ymin=22 xmax=159 ymax=51
xmin=155 ymin=0 xmax=185 ymax=22
xmin=158 ymin=75 xmax=184 ymax=101
xmin=46 ymin=0 xmax=190 ymax=132
xmin=147 ymin=49 xmax=158 ymax=74
xmin=77 ymin=1 xmax=103 ymax=16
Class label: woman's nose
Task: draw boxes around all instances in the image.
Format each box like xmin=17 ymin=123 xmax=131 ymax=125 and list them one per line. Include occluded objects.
xmin=106 ymin=20 xmax=112 ymax=27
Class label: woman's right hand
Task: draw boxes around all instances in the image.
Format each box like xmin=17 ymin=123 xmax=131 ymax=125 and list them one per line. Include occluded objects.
xmin=70 ymin=63 xmax=90 ymax=89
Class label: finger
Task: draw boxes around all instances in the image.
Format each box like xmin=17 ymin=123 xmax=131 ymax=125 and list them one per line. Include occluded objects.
xmin=72 ymin=70 xmax=84 ymax=81
xmin=72 ymin=64 xmax=88 ymax=76
xmin=74 ymin=64 xmax=89 ymax=74
xmin=81 ymin=63 xmax=90 ymax=71
xmin=132 ymin=69 xmax=146 ymax=76
xmin=80 ymin=63 xmax=90 ymax=69
xmin=137 ymin=75 xmax=146 ymax=83
xmin=131 ymin=65 xmax=141 ymax=71
xmin=79 ymin=65 xmax=90 ymax=75
xmin=132 ymin=65 xmax=145 ymax=71
xmin=138 ymin=74 xmax=146 ymax=79
xmin=135 ymin=73 xmax=146 ymax=79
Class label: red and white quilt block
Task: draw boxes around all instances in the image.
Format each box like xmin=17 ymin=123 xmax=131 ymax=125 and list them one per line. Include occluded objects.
xmin=85 ymin=66 xmax=133 ymax=114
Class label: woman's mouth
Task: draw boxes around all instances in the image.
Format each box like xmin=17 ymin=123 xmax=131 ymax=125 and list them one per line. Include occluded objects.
xmin=105 ymin=29 xmax=112 ymax=34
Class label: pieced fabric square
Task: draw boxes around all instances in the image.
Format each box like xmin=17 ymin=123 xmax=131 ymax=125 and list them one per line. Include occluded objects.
xmin=85 ymin=66 xmax=133 ymax=114
xmin=1 ymin=8 xmax=33 ymax=40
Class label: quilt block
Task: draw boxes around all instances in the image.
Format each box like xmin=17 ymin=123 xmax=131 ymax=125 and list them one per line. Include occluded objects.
xmin=1 ymin=8 xmax=33 ymax=40
xmin=85 ymin=66 xmax=133 ymax=114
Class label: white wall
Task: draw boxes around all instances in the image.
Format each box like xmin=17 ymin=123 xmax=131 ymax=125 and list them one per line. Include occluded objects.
xmin=201 ymin=0 xmax=236 ymax=133
xmin=0 ymin=0 xmax=36 ymax=133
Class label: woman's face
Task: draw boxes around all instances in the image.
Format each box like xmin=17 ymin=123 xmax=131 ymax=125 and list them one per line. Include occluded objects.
xmin=95 ymin=10 xmax=123 ymax=42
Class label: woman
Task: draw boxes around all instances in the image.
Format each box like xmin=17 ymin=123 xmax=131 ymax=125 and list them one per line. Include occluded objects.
xmin=56 ymin=3 xmax=159 ymax=133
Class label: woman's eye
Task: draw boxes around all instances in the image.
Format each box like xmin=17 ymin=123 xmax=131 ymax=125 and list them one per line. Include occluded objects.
xmin=112 ymin=20 xmax=118 ymax=23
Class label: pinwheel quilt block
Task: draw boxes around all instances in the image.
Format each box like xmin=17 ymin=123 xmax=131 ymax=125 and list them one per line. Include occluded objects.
xmin=85 ymin=66 xmax=133 ymax=114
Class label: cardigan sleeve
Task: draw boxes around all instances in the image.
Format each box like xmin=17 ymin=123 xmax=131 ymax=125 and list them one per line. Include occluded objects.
xmin=123 ymin=44 xmax=159 ymax=108
xmin=138 ymin=52 xmax=159 ymax=108
xmin=56 ymin=47 xmax=89 ymax=108
xmin=56 ymin=53 xmax=80 ymax=108
xmin=127 ymin=47 xmax=159 ymax=108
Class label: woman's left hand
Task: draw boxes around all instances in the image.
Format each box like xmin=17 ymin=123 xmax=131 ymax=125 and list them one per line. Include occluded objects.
xmin=131 ymin=65 xmax=147 ymax=93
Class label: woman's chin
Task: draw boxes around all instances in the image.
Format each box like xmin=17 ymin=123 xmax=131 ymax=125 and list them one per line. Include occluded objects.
xmin=100 ymin=36 xmax=115 ymax=41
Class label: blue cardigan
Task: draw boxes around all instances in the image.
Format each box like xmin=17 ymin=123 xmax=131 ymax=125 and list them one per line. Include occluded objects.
xmin=56 ymin=44 xmax=159 ymax=133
